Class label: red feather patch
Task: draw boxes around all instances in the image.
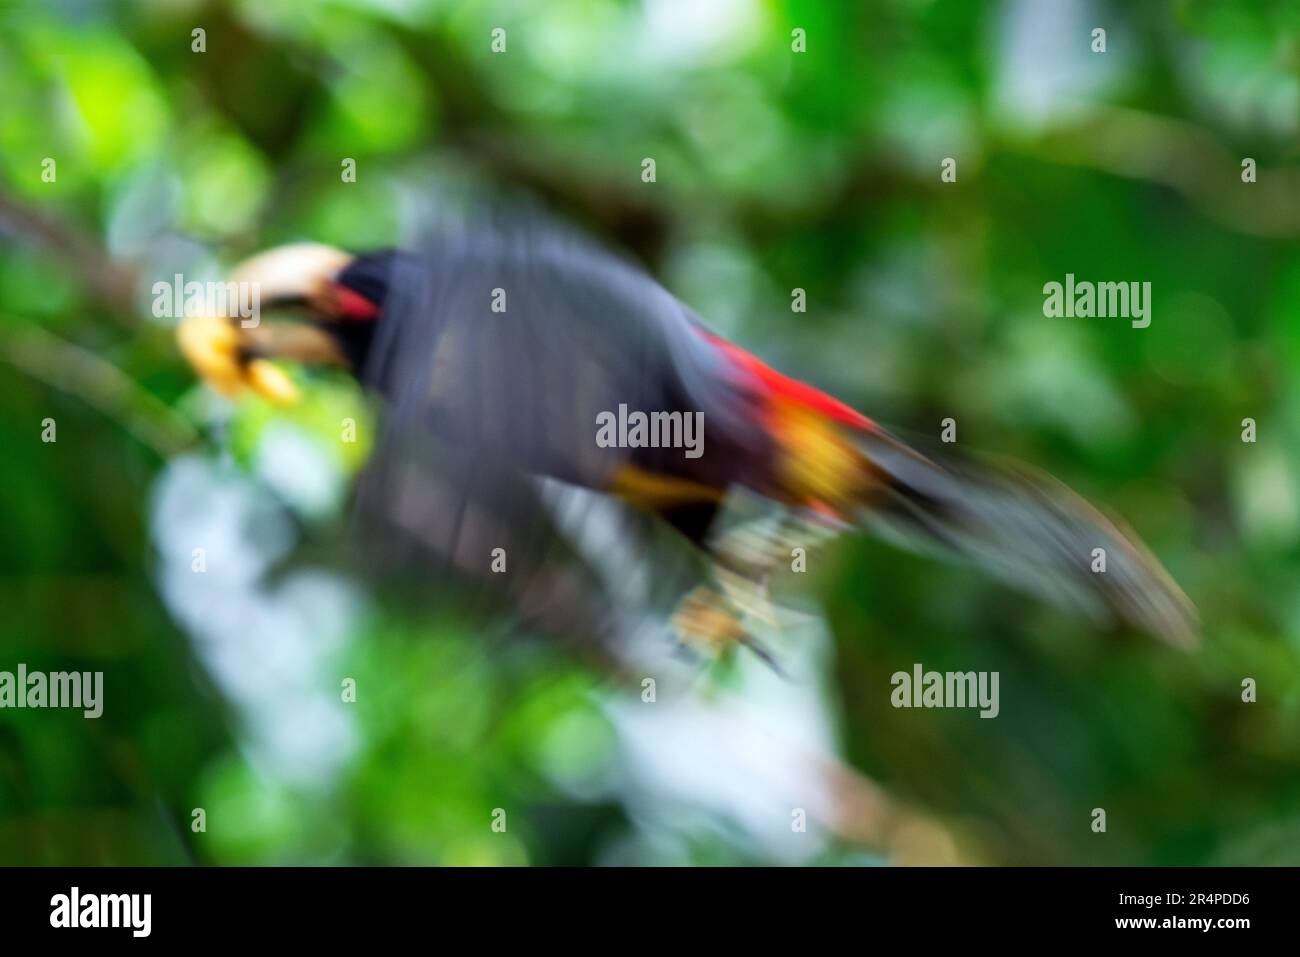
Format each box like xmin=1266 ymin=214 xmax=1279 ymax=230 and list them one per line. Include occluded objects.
xmin=700 ymin=330 xmax=875 ymax=431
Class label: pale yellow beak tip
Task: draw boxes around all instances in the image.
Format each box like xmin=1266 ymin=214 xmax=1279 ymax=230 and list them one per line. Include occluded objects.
xmin=246 ymin=359 xmax=302 ymax=406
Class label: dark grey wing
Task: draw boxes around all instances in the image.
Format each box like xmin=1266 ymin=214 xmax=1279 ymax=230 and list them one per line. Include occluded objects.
xmin=364 ymin=210 xmax=768 ymax=492
xmin=350 ymin=211 xmax=763 ymax=653
xmin=352 ymin=444 xmax=627 ymax=662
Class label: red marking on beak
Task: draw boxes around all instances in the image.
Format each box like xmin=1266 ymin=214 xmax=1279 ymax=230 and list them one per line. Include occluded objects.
xmin=335 ymin=285 xmax=381 ymax=321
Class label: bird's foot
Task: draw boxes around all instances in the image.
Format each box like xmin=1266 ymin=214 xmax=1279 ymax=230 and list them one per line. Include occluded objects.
xmin=669 ymin=581 xmax=785 ymax=674
xmin=670 ymin=584 xmax=748 ymax=652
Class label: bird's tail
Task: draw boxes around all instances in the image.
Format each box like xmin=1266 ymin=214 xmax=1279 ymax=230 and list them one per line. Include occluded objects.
xmin=851 ymin=428 xmax=1198 ymax=647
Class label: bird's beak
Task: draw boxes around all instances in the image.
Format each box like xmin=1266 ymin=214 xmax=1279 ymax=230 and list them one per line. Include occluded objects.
xmin=175 ymin=243 xmax=353 ymax=406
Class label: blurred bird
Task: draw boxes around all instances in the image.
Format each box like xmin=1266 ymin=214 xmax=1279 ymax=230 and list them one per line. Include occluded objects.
xmin=177 ymin=214 xmax=1197 ymax=658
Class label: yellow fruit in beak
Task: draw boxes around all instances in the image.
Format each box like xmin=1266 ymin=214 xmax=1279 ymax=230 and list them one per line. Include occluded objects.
xmin=176 ymin=312 xmax=301 ymax=405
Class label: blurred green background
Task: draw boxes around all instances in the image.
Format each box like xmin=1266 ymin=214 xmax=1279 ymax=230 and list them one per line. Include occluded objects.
xmin=2 ymin=0 xmax=1299 ymax=865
